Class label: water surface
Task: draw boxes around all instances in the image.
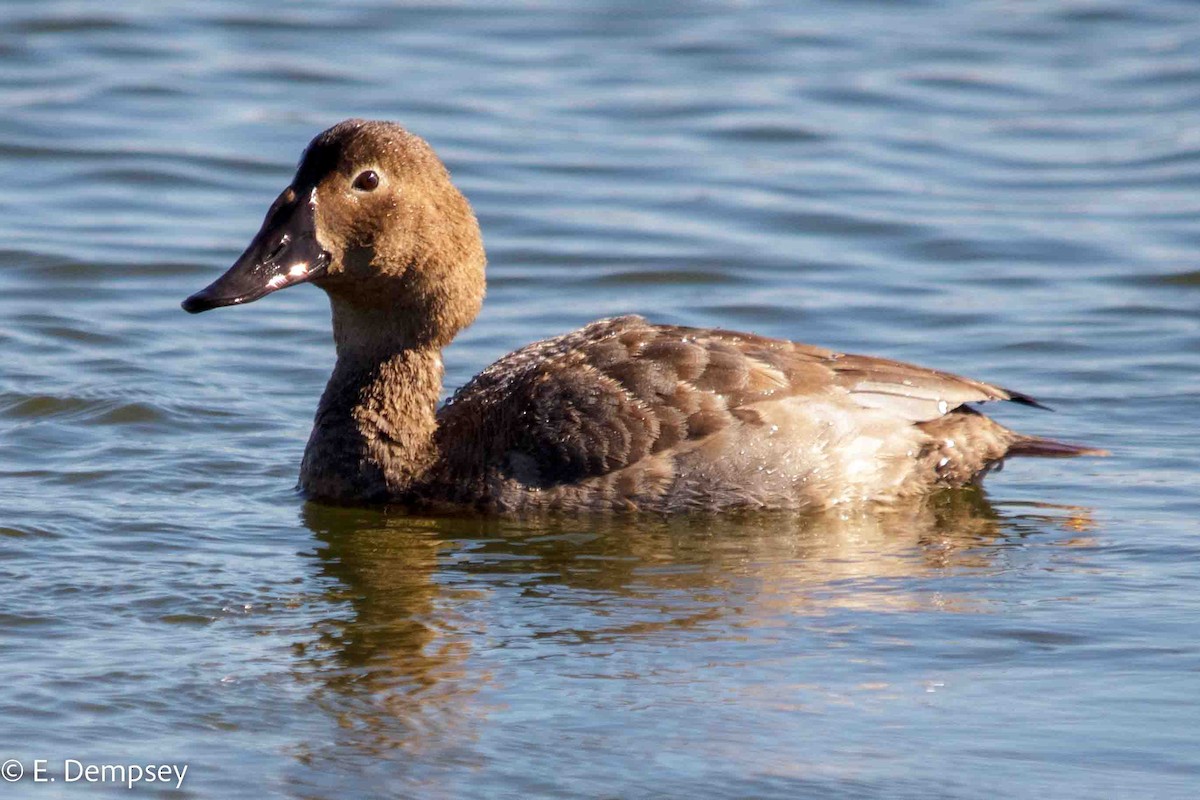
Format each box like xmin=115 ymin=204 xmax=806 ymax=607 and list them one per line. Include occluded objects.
xmin=1 ymin=1 xmax=1198 ymax=797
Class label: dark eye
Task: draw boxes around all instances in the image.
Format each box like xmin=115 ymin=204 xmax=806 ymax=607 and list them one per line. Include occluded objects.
xmin=352 ymin=170 xmax=379 ymax=192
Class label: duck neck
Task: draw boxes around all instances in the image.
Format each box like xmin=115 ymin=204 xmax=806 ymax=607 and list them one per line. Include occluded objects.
xmin=301 ymin=303 xmax=445 ymax=502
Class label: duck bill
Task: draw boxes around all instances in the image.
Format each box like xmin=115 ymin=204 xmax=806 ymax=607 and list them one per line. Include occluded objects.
xmin=182 ymin=188 xmax=331 ymax=314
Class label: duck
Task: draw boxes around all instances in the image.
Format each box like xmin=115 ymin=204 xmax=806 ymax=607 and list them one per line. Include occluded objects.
xmin=182 ymin=119 xmax=1105 ymax=513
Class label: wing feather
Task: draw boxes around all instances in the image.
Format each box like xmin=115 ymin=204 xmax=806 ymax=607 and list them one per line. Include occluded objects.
xmin=435 ymin=316 xmax=1042 ymax=489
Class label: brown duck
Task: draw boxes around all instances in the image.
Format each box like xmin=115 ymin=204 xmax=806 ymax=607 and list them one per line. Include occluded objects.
xmin=183 ymin=119 xmax=1104 ymax=513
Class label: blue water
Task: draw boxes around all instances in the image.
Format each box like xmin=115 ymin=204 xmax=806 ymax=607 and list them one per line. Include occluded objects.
xmin=1 ymin=1 xmax=1198 ymax=797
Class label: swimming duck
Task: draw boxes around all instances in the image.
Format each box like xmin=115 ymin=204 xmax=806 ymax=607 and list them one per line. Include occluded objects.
xmin=183 ymin=119 xmax=1104 ymax=512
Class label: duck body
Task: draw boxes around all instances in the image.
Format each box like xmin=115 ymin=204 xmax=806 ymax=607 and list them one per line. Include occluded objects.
xmin=297 ymin=312 xmax=1094 ymax=514
xmin=183 ymin=120 xmax=1102 ymax=513
xmin=425 ymin=315 xmax=1050 ymax=513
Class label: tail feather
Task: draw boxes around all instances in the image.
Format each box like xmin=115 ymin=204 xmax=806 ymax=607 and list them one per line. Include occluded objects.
xmin=1007 ymin=436 xmax=1109 ymax=458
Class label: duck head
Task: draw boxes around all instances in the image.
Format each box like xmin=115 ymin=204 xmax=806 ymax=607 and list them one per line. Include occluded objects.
xmin=183 ymin=119 xmax=486 ymax=349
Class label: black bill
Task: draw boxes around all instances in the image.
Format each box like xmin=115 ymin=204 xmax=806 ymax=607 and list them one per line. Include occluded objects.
xmin=182 ymin=187 xmax=330 ymax=314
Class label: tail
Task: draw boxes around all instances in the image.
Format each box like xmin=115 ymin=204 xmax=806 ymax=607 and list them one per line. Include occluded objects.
xmin=915 ymin=410 xmax=1107 ymax=491
xmin=1007 ymin=435 xmax=1109 ymax=458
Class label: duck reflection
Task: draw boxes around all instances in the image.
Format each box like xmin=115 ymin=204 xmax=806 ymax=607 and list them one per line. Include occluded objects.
xmin=294 ymin=504 xmax=495 ymax=768
xmin=294 ymin=491 xmax=1095 ymax=768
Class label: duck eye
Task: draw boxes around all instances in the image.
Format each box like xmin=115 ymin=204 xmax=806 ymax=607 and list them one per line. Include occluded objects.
xmin=352 ymin=170 xmax=379 ymax=192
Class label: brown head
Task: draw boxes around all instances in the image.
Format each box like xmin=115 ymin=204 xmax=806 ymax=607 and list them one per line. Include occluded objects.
xmin=182 ymin=119 xmax=486 ymax=352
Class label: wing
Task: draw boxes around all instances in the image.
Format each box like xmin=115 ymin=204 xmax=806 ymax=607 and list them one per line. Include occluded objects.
xmin=435 ymin=315 xmax=1040 ymax=489
xmin=825 ymin=351 xmax=1045 ymax=421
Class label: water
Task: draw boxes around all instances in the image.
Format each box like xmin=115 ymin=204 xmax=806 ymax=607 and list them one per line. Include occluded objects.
xmin=1 ymin=0 xmax=1197 ymax=796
